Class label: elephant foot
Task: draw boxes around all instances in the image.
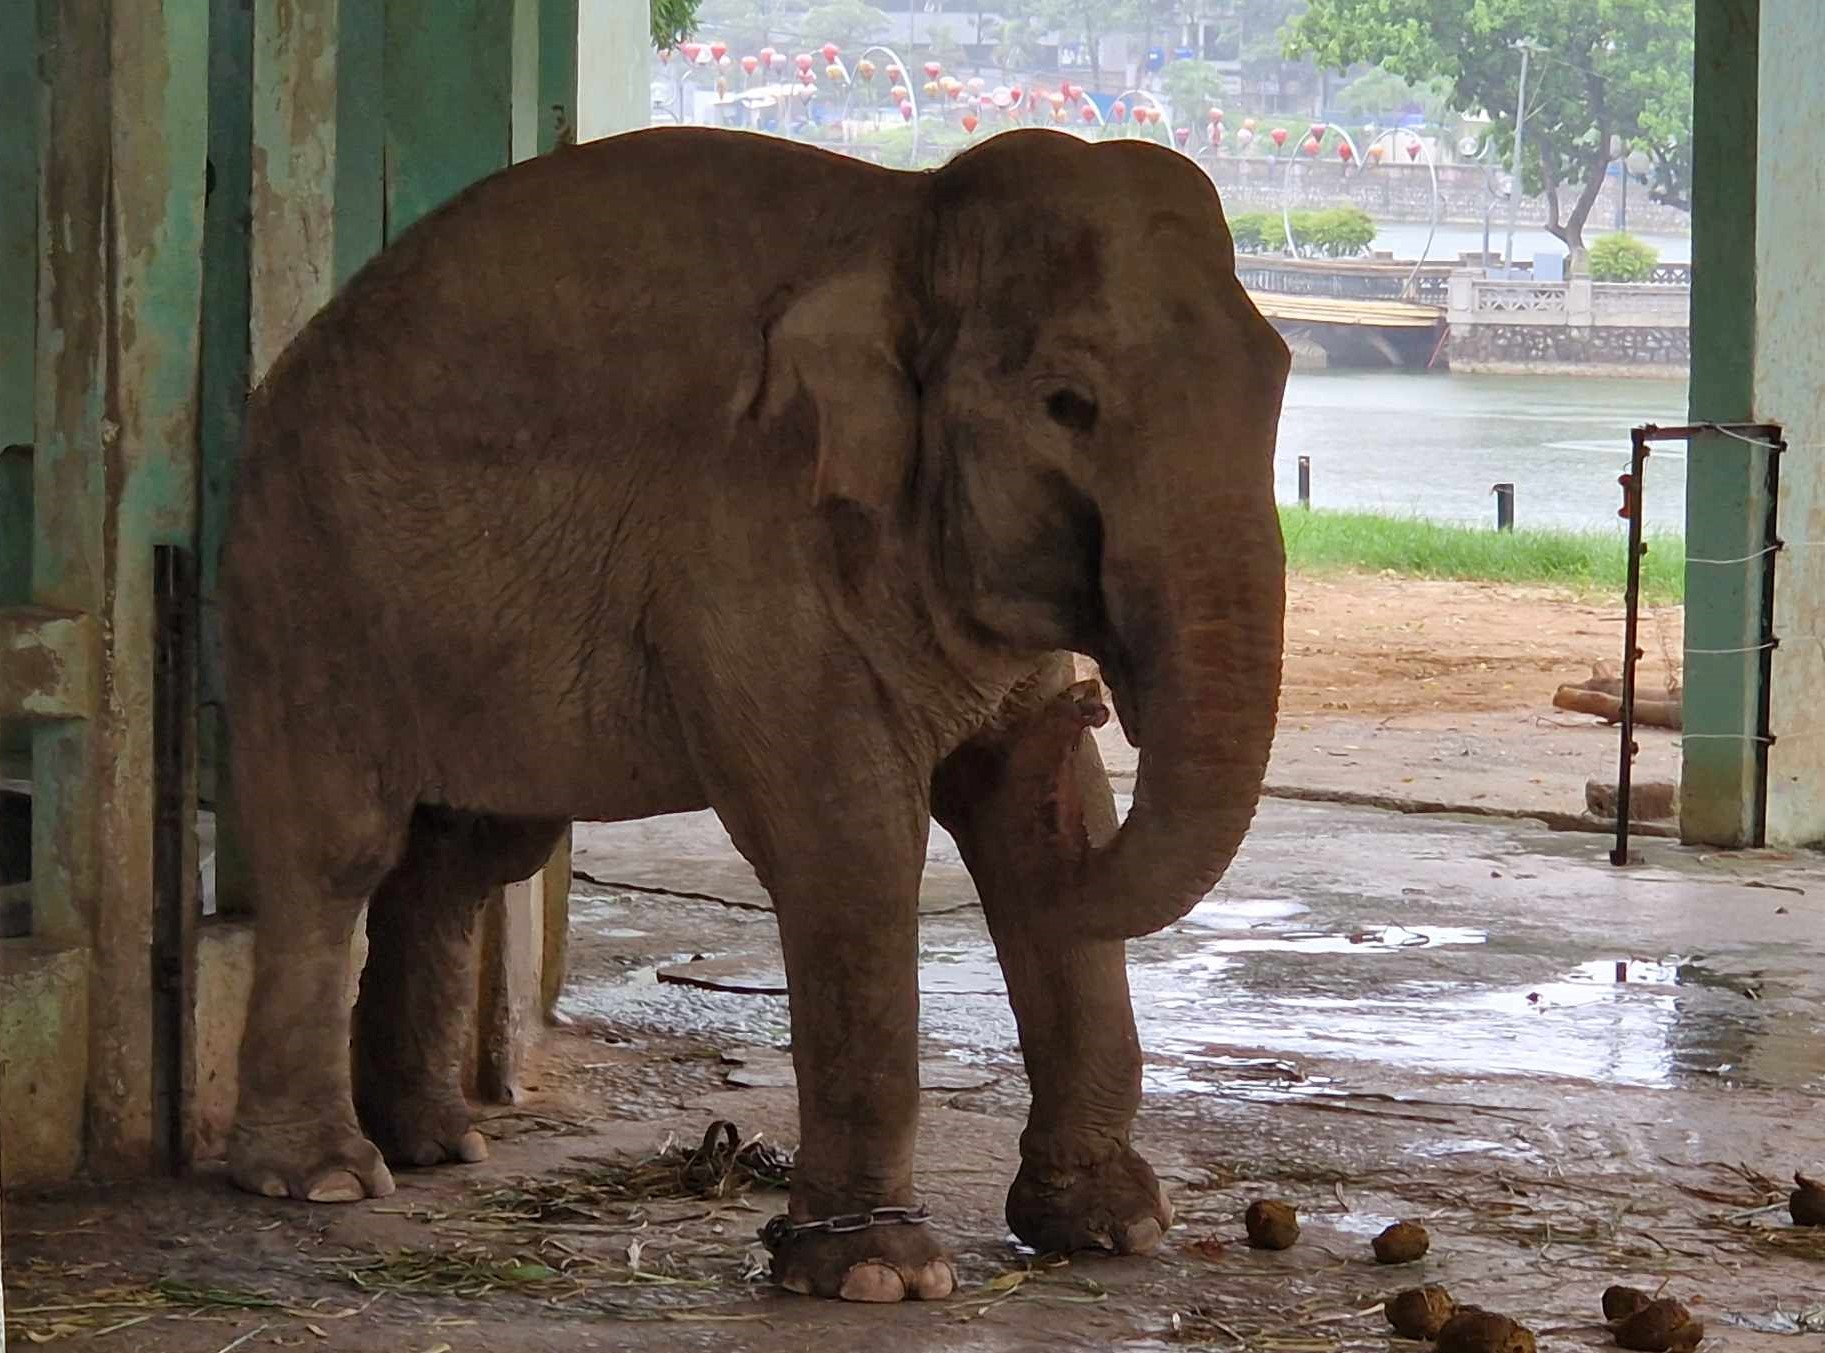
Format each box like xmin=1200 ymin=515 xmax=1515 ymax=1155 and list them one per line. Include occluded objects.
xmin=764 ymin=1212 xmax=957 ymax=1301
xmin=227 ymin=1115 xmax=395 ymax=1203
xmin=1007 ymin=1143 xmax=1174 ymax=1256
xmin=356 ymin=1088 xmax=489 ymax=1170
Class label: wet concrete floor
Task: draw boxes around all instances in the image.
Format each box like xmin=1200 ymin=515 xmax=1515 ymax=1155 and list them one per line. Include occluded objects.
xmin=8 ymin=797 xmax=1825 ymax=1351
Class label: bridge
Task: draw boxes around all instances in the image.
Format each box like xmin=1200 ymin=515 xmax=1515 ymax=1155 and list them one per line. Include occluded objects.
xmin=1238 ymin=259 xmax=1450 ymax=367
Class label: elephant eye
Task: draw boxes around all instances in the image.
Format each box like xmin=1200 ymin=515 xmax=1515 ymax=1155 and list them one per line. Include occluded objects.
xmin=1045 ymin=386 xmax=1098 ymax=434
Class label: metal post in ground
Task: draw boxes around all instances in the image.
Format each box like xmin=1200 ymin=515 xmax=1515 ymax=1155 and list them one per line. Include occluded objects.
xmin=1492 ymin=481 xmax=1514 ymax=531
xmin=1612 ymin=430 xmax=1648 ymax=866
xmin=1297 ymin=455 xmax=1311 ymax=509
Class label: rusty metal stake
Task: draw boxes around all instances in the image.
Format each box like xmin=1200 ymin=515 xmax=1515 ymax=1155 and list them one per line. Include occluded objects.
xmin=1610 ymin=422 xmax=1785 ymax=865
xmin=1612 ymin=430 xmax=1648 ymax=866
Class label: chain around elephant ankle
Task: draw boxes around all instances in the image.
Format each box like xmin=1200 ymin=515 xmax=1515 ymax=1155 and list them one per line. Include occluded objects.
xmin=759 ymin=1203 xmax=932 ymax=1250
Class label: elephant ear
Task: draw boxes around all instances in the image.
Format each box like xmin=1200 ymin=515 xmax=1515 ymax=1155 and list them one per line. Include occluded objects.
xmin=755 ymin=268 xmax=917 ymax=518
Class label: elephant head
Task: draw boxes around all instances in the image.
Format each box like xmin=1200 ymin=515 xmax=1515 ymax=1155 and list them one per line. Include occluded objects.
xmin=761 ymin=130 xmax=1289 ymax=939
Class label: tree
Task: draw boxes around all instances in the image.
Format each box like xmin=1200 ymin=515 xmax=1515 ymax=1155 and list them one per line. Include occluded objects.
xmin=653 ymin=0 xmax=706 ymax=49
xmin=1286 ymin=0 xmax=1694 ymax=259
xmin=691 ymin=0 xmax=797 ymax=54
xmin=998 ymin=0 xmax=1112 ymax=84
xmin=799 ymin=0 xmax=892 ymax=51
xmin=1161 ymin=58 xmax=1225 ymax=124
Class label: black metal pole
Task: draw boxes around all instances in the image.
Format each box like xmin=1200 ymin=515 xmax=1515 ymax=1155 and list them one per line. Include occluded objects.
xmin=1297 ymin=455 xmax=1311 ymax=509
xmin=1493 ymin=481 xmax=1514 ymax=532
xmin=1751 ymin=434 xmax=1786 ymax=848
xmin=1612 ymin=430 xmax=1648 ymax=866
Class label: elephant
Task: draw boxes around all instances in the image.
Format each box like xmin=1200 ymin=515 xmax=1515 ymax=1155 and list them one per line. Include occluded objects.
xmin=219 ymin=125 xmax=1289 ymax=1303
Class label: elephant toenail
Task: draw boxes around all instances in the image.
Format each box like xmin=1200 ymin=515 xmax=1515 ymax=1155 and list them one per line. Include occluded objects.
xmin=304 ymin=1171 xmax=366 ymax=1203
xmin=911 ymin=1260 xmax=957 ymax=1300
xmin=1122 ymin=1218 xmax=1165 ymax=1254
xmin=456 ymin=1130 xmax=489 ymax=1163
xmin=839 ymin=1261 xmax=908 ymax=1303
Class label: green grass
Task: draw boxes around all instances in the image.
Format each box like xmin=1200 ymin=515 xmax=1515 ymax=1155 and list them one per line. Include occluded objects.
xmin=1278 ymin=507 xmax=1685 ymax=605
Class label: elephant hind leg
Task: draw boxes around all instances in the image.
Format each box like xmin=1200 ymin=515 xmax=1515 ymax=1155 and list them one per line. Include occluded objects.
xmin=933 ymin=664 xmax=1173 ymax=1257
xmin=353 ymin=807 xmax=567 ymax=1170
xmin=226 ymin=746 xmax=412 ymax=1204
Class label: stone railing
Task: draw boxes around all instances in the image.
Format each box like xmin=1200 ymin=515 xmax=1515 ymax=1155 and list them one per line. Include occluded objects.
xmin=1447 ymin=272 xmax=1689 ymax=329
xmin=1236 ymin=258 xmax=1456 ymax=305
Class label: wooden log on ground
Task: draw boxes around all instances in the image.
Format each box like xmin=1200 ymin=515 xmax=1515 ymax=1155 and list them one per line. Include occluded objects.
xmin=1552 ymin=685 xmax=1683 ymax=729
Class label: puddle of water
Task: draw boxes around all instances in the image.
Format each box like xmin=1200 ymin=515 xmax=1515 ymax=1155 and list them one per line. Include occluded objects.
xmin=1184 ymin=897 xmax=1311 ymax=926
xmin=1181 ymin=925 xmax=1489 ymax=956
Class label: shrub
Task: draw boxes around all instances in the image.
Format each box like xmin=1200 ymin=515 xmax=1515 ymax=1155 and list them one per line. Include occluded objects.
xmin=1589 ymin=232 xmax=1660 ymax=282
xmin=1292 ymin=207 xmax=1376 ymax=258
xmin=1226 ymin=211 xmax=1280 ymax=253
xmin=1228 ymin=207 xmax=1376 ymax=258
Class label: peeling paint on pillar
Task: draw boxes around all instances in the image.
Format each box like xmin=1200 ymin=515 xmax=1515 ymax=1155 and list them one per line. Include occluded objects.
xmin=251 ymin=0 xmax=341 ymax=380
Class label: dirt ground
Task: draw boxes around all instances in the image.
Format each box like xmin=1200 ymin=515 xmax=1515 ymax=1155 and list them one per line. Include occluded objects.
xmin=13 ymin=573 xmax=1814 ymax=1353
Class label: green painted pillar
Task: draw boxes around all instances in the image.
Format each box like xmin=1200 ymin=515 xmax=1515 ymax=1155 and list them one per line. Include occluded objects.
xmin=540 ymin=0 xmax=581 ymax=152
xmin=0 ymin=0 xmax=34 ymax=611
xmin=1682 ymin=0 xmax=1765 ymax=847
xmin=384 ymin=0 xmax=516 ymax=236
xmin=1686 ymin=0 xmax=1825 ymax=849
xmin=33 ymin=0 xmax=209 ymax=1173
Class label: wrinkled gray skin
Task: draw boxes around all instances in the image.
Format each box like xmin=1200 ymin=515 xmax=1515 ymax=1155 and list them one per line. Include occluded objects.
xmin=220 ymin=126 xmax=1288 ymax=1303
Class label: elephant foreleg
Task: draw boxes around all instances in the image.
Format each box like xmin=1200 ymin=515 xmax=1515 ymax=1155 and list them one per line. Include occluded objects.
xmin=933 ymin=671 xmax=1173 ymax=1256
xmin=694 ymin=716 xmax=955 ymax=1303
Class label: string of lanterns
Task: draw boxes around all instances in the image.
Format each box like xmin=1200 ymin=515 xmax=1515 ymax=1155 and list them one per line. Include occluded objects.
xmin=658 ymin=39 xmax=1431 ymax=170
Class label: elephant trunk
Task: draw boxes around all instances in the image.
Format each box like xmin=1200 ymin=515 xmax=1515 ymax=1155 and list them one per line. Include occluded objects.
xmin=1068 ymin=493 xmax=1286 ymax=941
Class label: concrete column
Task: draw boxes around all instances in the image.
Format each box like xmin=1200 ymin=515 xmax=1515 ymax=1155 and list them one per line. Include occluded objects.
xmin=1566 ymin=276 xmax=1594 ymax=328
xmin=1754 ymin=0 xmax=1825 ymax=845
xmin=577 ymin=0 xmax=651 ymax=140
xmin=1682 ymin=0 xmax=1766 ymax=847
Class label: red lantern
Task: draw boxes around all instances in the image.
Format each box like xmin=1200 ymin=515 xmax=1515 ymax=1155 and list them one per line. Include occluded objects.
xmin=1406 ymin=140 xmax=1422 ymax=161
xmin=680 ymin=41 xmax=703 ymax=62
xmin=741 ymin=54 xmax=758 ymax=74
xmin=963 ymin=112 xmax=980 ymax=133
xmin=886 ymin=63 xmax=904 ymax=81
xmin=1111 ymin=100 xmax=1127 ymax=122
xmin=856 ymin=58 xmax=875 ymax=80
xmin=924 ymin=60 xmax=943 ymax=78
xmin=821 ymin=42 xmax=839 ymax=62
xmin=1081 ymin=103 xmax=1098 ymax=123
xmin=1367 ymin=142 xmax=1385 ymax=162
xmin=710 ymin=41 xmax=728 ymax=60
xmin=1301 ymin=136 xmax=1320 ymax=157
xmin=1211 ymin=107 xmax=1224 ymax=124
xmin=1309 ymin=122 xmax=1326 ymax=141
xmin=1174 ymin=126 xmax=1190 ymax=146
xmin=794 ymin=52 xmax=813 ymax=72
xmin=1338 ymin=142 xmax=1354 ymax=162
xmin=1270 ymin=126 xmax=1288 ymax=147
xmin=759 ymin=46 xmax=776 ymax=65
xmin=1008 ymin=84 xmax=1023 ymax=107
xmin=923 ymin=80 xmax=939 ymax=97
xmin=900 ymin=101 xmax=914 ymax=121
xmin=1063 ymin=82 xmax=1082 ymax=101
xmin=890 ymin=84 xmax=909 ymax=103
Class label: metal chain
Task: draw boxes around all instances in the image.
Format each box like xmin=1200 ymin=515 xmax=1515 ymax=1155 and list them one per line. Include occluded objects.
xmin=759 ymin=1204 xmax=932 ymax=1251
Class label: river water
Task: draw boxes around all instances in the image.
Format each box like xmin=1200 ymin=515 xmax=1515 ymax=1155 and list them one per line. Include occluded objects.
xmin=1273 ymin=368 xmax=1690 ymax=534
